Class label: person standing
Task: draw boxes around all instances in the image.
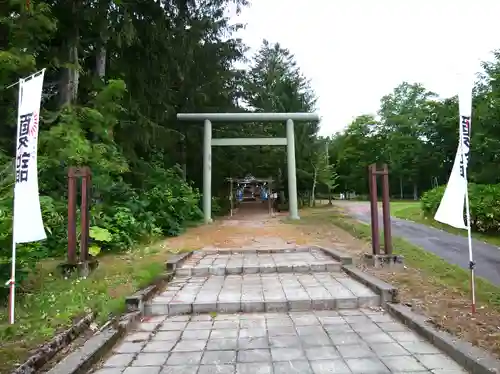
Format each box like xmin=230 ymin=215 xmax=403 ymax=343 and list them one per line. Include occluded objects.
xmin=272 ymin=190 xmax=280 ymax=212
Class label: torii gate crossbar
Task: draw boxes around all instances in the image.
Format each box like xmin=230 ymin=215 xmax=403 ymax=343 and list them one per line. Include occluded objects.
xmin=177 ymin=112 xmax=320 ymax=224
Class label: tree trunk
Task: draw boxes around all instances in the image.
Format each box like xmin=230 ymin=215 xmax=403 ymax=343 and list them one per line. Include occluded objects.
xmin=399 ymin=177 xmax=403 ymax=200
xmin=311 ymin=167 xmax=317 ymax=207
xmin=413 ymin=183 xmax=418 ymax=200
xmin=96 ymin=43 xmax=107 ymax=79
xmin=60 ymin=0 xmax=80 ymax=106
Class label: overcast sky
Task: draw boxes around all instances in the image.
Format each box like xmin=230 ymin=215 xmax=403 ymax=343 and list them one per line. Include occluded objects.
xmin=233 ymin=0 xmax=500 ymax=136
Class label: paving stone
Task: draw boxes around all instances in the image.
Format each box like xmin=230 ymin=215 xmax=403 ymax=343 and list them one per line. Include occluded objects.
xmin=329 ymin=332 xmax=364 ymax=345
xmin=210 ymin=328 xmax=238 ymax=339
xmin=237 ymin=349 xmax=271 ymax=362
xmin=131 ymin=353 xmax=168 ymax=367
xmin=142 ymin=341 xmax=176 ymax=353
xmin=301 ymin=333 xmax=333 ymax=348
xmin=185 ymin=321 xmax=212 ymax=330
xmin=159 ymin=321 xmax=188 ymax=331
xmin=166 ymin=351 xmax=203 ymax=365
xmin=305 ymin=346 xmax=340 ymax=360
xmin=125 ymin=332 xmax=152 ymax=342
xmin=206 ymin=338 xmax=238 ymax=350
xmin=151 ymin=331 xmax=182 ymax=341
xmin=337 ymin=344 xmax=376 ymax=359
xmin=273 ymin=360 xmax=313 ymax=373
xmin=201 ymin=350 xmax=237 ymax=365
xmin=166 ymin=315 xmax=191 ymax=322
xmin=362 ymin=332 xmax=395 ymax=344
xmin=269 ymin=335 xmax=302 ymax=348
xmin=173 ymin=340 xmax=207 ymax=352
xmin=182 ymin=329 xmax=211 ymax=340
xmin=377 ymin=321 xmax=410 ymax=332
xmin=271 ymin=347 xmax=306 ymax=361
xmin=160 ymin=366 xmax=198 ymax=374
xmin=296 ymin=325 xmax=326 ymax=336
xmin=214 ymin=320 xmax=239 ymax=329
xmin=382 ymin=355 xmax=428 ymax=372
xmin=137 ymin=322 xmax=158 ymax=332
xmin=310 ymin=360 xmax=351 ymax=374
xmin=113 ymin=342 xmax=145 ymax=354
xmin=236 ymin=362 xmax=273 ymax=374
xmin=197 ymin=365 xmax=236 ymax=374
xmin=239 ymin=327 xmax=266 ymax=338
xmin=389 ymin=331 xmax=426 ymax=342
xmin=102 ymin=354 xmax=135 ymax=367
xmin=93 ymin=369 xmax=124 ymax=374
xmin=238 ymin=337 xmax=269 ymax=349
xmin=400 ymin=341 xmax=442 ymax=354
xmin=123 ymin=367 xmax=162 ymax=374
xmin=345 ymin=357 xmax=390 ymax=373
xmin=415 ymin=354 xmax=465 ymax=370
xmin=369 ymin=342 xmax=410 ymax=357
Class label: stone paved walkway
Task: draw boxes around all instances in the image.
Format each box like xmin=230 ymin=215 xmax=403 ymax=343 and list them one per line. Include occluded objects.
xmin=96 ymin=310 xmax=466 ymax=374
xmin=90 ymin=248 xmax=469 ymax=373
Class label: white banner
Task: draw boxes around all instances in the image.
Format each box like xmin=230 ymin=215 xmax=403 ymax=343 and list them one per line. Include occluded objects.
xmin=13 ymin=70 xmax=46 ymax=243
xmin=434 ymin=82 xmax=472 ymax=229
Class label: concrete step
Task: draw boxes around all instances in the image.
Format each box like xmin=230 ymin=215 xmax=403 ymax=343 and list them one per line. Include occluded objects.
xmin=145 ymin=272 xmax=380 ymax=316
xmin=176 ymin=247 xmax=342 ymax=277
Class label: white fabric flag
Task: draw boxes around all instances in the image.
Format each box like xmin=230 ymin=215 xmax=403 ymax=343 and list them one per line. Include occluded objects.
xmin=434 ymin=82 xmax=472 ymax=229
xmin=13 ymin=70 xmax=46 ymax=243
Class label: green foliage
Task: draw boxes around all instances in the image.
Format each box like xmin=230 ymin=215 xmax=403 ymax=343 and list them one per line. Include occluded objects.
xmin=421 ymin=184 xmax=500 ymax=233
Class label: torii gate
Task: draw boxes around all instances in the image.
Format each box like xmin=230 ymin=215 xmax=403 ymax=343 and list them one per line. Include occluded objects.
xmin=177 ymin=112 xmax=320 ymax=224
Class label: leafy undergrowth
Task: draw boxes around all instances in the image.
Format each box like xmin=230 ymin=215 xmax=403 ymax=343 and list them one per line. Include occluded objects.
xmin=0 ymin=244 xmax=172 ymax=374
xmin=391 ymin=201 xmax=500 ymax=247
xmin=293 ymin=206 xmax=500 ymax=358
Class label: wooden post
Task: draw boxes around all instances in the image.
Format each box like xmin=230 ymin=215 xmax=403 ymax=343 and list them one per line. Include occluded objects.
xmin=67 ymin=168 xmax=77 ymax=264
xmin=368 ymin=164 xmax=380 ymax=255
xmin=79 ymin=167 xmax=91 ymax=262
xmin=381 ymin=164 xmax=393 ymax=255
xmin=67 ymin=166 xmax=92 ymax=264
xmin=369 ymin=164 xmax=392 ymax=256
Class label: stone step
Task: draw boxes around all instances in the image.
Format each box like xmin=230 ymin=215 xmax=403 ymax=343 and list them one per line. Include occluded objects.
xmin=145 ymin=272 xmax=380 ymax=316
xmin=177 ymin=247 xmax=342 ymax=277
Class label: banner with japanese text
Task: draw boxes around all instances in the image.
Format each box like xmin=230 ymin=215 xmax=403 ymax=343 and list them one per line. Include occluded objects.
xmin=434 ymin=81 xmax=472 ymax=229
xmin=13 ymin=70 xmax=46 ymax=243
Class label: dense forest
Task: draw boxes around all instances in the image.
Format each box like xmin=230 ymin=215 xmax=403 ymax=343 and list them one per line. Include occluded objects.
xmin=2 ymin=0 xmax=500 ymax=289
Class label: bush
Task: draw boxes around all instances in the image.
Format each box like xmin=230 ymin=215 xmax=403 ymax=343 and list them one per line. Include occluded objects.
xmin=421 ymin=183 xmax=500 ymax=233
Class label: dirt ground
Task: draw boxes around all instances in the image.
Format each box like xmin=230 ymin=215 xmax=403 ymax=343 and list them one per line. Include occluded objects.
xmin=160 ymin=202 xmax=500 ymax=359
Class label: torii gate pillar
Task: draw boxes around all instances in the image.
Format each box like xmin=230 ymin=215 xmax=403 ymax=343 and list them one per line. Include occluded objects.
xmin=203 ymin=119 xmax=212 ymax=223
xmin=286 ymin=119 xmax=299 ymax=220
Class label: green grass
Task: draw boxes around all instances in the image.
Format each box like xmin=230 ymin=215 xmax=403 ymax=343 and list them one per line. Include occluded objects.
xmin=389 ymin=201 xmax=500 ymax=247
xmin=0 ymin=243 xmax=175 ymax=373
xmin=297 ymin=207 xmax=500 ymax=309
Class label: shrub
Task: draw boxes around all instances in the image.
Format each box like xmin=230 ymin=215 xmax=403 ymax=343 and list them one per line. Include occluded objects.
xmin=421 ymin=183 xmax=500 ymax=233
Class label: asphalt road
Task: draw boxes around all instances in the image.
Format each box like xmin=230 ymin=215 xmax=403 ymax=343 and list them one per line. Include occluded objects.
xmin=337 ymin=201 xmax=500 ymax=286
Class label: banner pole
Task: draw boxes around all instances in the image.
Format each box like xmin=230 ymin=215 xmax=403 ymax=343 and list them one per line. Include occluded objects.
xmin=463 ymin=163 xmax=476 ymax=313
xmin=8 ymin=239 xmax=16 ymax=324
xmin=459 ymin=102 xmax=476 ymax=314
xmin=9 ymin=77 xmax=23 ymax=325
